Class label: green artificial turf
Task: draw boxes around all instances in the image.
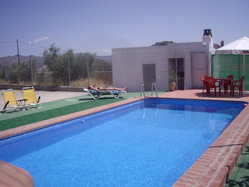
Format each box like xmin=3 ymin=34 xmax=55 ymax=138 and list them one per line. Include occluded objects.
xmin=0 ymin=99 xmax=121 ymax=130
xmin=226 ymin=141 xmax=249 ymax=186
xmin=0 ymin=92 xmax=145 ymax=131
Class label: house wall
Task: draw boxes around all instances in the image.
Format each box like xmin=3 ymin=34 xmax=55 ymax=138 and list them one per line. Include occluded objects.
xmin=112 ymin=42 xmax=211 ymax=92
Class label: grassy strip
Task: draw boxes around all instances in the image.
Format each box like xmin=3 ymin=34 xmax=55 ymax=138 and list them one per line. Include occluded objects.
xmin=226 ymin=141 xmax=249 ymax=186
xmin=0 ymin=92 xmax=162 ymax=131
xmin=0 ymin=97 xmax=125 ymax=131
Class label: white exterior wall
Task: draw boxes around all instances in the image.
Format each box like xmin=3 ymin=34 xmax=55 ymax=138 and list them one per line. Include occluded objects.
xmin=112 ymin=42 xmax=211 ymax=92
xmin=112 ymin=46 xmax=168 ymax=92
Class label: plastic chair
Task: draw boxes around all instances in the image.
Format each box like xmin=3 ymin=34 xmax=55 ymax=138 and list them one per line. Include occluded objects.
xmin=205 ymin=77 xmax=221 ymax=96
xmin=231 ymin=76 xmax=245 ymax=96
xmin=223 ymin=75 xmax=234 ymax=94
xmin=200 ymin=75 xmax=207 ymax=93
xmin=22 ymin=87 xmax=41 ymax=109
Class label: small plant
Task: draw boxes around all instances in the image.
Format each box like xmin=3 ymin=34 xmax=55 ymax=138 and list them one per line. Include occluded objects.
xmin=165 ymin=70 xmax=181 ymax=91
xmin=165 ymin=70 xmax=181 ymax=83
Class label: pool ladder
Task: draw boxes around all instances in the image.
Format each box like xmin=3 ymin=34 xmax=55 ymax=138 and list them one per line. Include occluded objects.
xmin=151 ymin=82 xmax=158 ymax=98
xmin=140 ymin=83 xmax=146 ymax=99
xmin=140 ymin=82 xmax=158 ymax=98
xmin=140 ymin=83 xmax=159 ymax=118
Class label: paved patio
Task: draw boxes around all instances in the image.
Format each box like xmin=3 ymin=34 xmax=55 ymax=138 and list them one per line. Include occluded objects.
xmin=0 ymin=90 xmax=85 ymax=109
xmin=0 ymin=89 xmax=249 ymax=186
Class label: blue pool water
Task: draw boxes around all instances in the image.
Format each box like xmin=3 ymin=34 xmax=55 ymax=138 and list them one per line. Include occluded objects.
xmin=0 ymin=98 xmax=246 ymax=186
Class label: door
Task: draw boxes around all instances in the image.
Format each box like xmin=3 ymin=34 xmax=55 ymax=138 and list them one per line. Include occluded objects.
xmin=191 ymin=52 xmax=207 ymax=88
xmin=143 ymin=64 xmax=156 ymax=91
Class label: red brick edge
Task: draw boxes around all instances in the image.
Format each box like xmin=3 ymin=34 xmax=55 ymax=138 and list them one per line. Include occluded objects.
xmin=173 ymin=105 xmax=249 ymax=187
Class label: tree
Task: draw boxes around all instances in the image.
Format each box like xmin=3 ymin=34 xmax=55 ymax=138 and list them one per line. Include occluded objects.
xmin=60 ymin=49 xmax=74 ymax=85
xmin=71 ymin=52 xmax=96 ymax=81
xmin=43 ymin=44 xmax=61 ymax=84
xmin=36 ymin=65 xmax=52 ymax=84
xmin=17 ymin=61 xmax=30 ymax=82
xmin=93 ymin=59 xmax=112 ymax=72
xmin=42 ymin=43 xmax=114 ymax=86
xmin=72 ymin=53 xmax=88 ymax=80
xmin=152 ymin=41 xmax=174 ymax=46
xmin=7 ymin=60 xmax=37 ymax=84
xmin=30 ymin=59 xmax=37 ymax=83
xmin=86 ymin=52 xmax=96 ymax=77
xmin=9 ymin=63 xmax=18 ymax=83
xmin=43 ymin=44 xmax=98 ymax=85
xmin=43 ymin=44 xmax=75 ymax=85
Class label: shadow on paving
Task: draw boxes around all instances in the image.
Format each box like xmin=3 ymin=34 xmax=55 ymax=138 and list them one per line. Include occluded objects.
xmin=226 ymin=141 xmax=249 ymax=187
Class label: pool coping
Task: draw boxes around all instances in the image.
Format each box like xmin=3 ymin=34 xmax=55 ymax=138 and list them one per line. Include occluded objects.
xmin=1 ymin=90 xmax=249 ymax=187
xmin=173 ymin=102 xmax=249 ymax=186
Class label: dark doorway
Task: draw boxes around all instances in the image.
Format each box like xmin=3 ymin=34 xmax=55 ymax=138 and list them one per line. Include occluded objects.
xmin=143 ymin=64 xmax=156 ymax=91
xmin=168 ymin=58 xmax=184 ymax=90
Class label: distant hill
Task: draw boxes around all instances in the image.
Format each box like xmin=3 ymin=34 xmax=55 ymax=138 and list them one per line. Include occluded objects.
xmin=0 ymin=55 xmax=112 ymax=68
xmin=0 ymin=55 xmax=44 ymax=68
xmin=96 ymin=56 xmax=112 ymax=62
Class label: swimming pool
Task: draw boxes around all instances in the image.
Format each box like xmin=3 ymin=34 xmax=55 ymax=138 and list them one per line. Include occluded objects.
xmin=0 ymin=98 xmax=246 ymax=186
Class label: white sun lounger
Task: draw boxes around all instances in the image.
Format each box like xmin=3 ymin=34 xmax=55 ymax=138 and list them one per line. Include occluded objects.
xmin=83 ymin=88 xmax=126 ymax=100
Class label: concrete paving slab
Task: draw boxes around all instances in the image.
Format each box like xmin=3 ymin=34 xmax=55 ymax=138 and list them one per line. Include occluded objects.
xmin=0 ymin=90 xmax=86 ymax=109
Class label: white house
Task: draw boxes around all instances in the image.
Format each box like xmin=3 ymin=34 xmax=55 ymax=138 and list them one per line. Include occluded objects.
xmin=112 ymin=29 xmax=215 ymax=92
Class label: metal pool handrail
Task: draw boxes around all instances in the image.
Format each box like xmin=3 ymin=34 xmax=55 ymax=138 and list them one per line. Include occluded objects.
xmin=140 ymin=83 xmax=146 ymax=99
xmin=151 ymin=82 xmax=158 ymax=98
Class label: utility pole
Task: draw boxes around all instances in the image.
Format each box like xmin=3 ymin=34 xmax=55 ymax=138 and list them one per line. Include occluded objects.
xmin=30 ymin=55 xmax=33 ymax=85
xmin=16 ymin=39 xmax=20 ymax=65
xmin=86 ymin=53 xmax=90 ymax=87
xmin=68 ymin=59 xmax=71 ymax=86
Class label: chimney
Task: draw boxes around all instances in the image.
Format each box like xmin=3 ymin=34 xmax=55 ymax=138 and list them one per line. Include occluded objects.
xmin=202 ymin=29 xmax=213 ymax=47
xmin=203 ymin=29 xmax=212 ymax=37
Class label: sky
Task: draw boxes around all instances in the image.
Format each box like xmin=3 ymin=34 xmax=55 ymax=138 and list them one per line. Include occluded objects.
xmin=0 ymin=0 xmax=248 ymax=57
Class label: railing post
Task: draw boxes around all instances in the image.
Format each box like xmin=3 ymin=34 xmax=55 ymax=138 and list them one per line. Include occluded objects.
xmin=140 ymin=83 xmax=146 ymax=99
xmin=151 ymin=82 xmax=158 ymax=98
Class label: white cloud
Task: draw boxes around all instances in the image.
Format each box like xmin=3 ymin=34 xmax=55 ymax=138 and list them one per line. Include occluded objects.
xmin=29 ymin=36 xmax=50 ymax=44
xmin=104 ymin=49 xmax=111 ymax=54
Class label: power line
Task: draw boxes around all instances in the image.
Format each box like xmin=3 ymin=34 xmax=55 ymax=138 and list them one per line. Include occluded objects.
xmin=0 ymin=41 xmax=16 ymax=44
xmin=18 ymin=41 xmax=47 ymax=49
xmin=0 ymin=39 xmax=47 ymax=57
xmin=0 ymin=40 xmax=47 ymax=49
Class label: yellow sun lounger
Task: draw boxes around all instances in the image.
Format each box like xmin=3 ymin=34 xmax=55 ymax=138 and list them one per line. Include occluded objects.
xmin=22 ymin=87 xmax=41 ymax=109
xmin=2 ymin=89 xmax=26 ymax=112
xmin=0 ymin=101 xmax=10 ymax=114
